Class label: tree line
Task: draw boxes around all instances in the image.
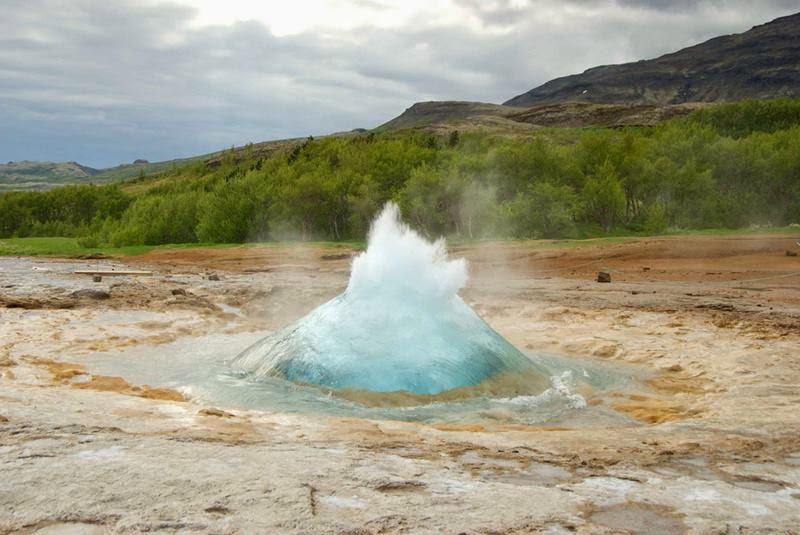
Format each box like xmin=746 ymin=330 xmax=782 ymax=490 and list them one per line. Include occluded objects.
xmin=1 ymin=98 xmax=799 ymax=245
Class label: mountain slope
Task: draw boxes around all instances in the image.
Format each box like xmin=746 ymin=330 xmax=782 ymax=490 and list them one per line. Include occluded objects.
xmin=0 ymin=161 xmax=99 ymax=191
xmin=505 ymin=12 xmax=800 ymax=107
xmin=377 ymin=100 xmax=701 ymax=133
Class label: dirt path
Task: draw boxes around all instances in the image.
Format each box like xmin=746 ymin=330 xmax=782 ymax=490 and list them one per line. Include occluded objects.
xmin=1 ymin=234 xmax=800 ymax=533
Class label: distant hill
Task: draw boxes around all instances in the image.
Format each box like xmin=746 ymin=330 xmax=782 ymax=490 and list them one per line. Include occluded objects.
xmin=0 ymin=138 xmax=309 ymax=192
xmin=0 ymin=161 xmax=99 ymax=191
xmin=505 ymin=12 xmax=800 ymax=107
xmin=0 ymin=157 xmax=208 ymax=191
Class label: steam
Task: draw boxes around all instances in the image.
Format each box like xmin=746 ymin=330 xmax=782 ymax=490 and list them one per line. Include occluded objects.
xmin=348 ymin=203 xmax=466 ymax=300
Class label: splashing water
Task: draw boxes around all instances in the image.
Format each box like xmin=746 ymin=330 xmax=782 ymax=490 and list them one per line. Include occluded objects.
xmin=233 ymin=203 xmax=550 ymax=395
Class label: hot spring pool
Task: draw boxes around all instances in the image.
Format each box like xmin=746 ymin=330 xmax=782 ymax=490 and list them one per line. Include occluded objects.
xmin=81 ymin=204 xmax=652 ymax=427
xmin=80 ymin=331 xmax=649 ymax=428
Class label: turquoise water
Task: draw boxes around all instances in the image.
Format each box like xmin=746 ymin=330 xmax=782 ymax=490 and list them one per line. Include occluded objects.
xmin=233 ymin=204 xmax=549 ymax=395
xmin=232 ymin=293 xmax=548 ymax=395
xmin=81 ymin=331 xmax=646 ymax=427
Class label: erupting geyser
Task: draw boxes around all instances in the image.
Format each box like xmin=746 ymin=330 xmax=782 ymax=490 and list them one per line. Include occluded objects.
xmin=233 ymin=203 xmax=549 ymax=395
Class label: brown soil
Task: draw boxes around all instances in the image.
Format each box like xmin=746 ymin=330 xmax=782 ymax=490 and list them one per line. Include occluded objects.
xmin=32 ymin=358 xmax=186 ymax=402
xmin=129 ymin=235 xmax=800 ymax=298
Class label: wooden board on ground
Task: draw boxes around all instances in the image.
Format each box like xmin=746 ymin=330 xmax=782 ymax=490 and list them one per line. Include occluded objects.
xmin=74 ymin=270 xmax=153 ymax=276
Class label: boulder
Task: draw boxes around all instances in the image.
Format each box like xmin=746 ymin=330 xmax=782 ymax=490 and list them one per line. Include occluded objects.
xmin=597 ymin=271 xmax=611 ymax=283
xmin=70 ymin=289 xmax=110 ymax=300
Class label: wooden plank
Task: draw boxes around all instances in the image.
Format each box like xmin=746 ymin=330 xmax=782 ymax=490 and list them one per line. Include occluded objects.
xmin=74 ymin=270 xmax=153 ymax=276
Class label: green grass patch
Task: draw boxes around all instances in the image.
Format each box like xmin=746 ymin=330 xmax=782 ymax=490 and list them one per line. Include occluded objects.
xmin=0 ymin=237 xmax=157 ymax=257
xmin=0 ymin=237 xmax=235 ymax=257
xmin=0 ymin=237 xmax=362 ymax=258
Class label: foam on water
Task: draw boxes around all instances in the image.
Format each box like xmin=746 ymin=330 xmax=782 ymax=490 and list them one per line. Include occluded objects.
xmin=233 ymin=203 xmax=549 ymax=395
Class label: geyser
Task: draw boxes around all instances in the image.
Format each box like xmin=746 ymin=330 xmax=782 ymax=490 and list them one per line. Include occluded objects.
xmin=233 ymin=203 xmax=549 ymax=395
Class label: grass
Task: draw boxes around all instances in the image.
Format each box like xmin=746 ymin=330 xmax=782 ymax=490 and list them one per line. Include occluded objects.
xmin=0 ymin=237 xmax=152 ymax=257
xmin=1 ymin=226 xmax=796 ymax=258
xmin=662 ymin=225 xmax=800 ymax=236
xmin=0 ymin=237 xmax=220 ymax=257
xmin=0 ymin=237 xmax=361 ymax=258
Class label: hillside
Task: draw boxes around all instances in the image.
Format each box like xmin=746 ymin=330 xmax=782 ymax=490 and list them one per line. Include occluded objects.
xmin=0 ymin=159 xmax=177 ymax=191
xmin=376 ymin=101 xmax=533 ymax=132
xmin=0 ymin=161 xmax=99 ymax=191
xmin=3 ymin=97 xmax=799 ymax=246
xmin=505 ymin=12 xmax=800 ymax=107
xmin=0 ymin=138 xmax=307 ymax=192
xmin=377 ymin=100 xmax=702 ymax=133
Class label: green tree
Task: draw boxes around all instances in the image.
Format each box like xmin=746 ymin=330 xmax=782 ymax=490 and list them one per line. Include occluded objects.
xmin=581 ymin=161 xmax=625 ymax=232
xmin=503 ymin=182 xmax=577 ymax=239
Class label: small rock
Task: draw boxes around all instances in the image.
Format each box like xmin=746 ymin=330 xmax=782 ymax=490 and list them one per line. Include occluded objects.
xmin=92 ymin=275 xmax=102 ymax=282
xmin=664 ymin=364 xmax=683 ymax=372
xmin=171 ymin=288 xmax=187 ymax=296
xmin=198 ymin=407 xmax=234 ymax=418
xmin=374 ymin=480 xmax=426 ymax=492
xmin=786 ymin=250 xmax=798 ymax=257
xmin=597 ymin=271 xmax=611 ymax=283
xmin=642 ymin=267 xmax=650 ymax=272
xmin=208 ymin=273 xmax=220 ymax=281
xmin=70 ymin=289 xmax=110 ymax=300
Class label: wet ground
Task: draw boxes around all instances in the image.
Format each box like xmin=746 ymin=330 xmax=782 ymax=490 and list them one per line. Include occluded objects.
xmin=1 ymin=234 xmax=800 ymax=533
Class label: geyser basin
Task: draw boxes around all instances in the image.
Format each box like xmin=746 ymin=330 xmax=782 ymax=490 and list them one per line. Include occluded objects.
xmin=82 ymin=332 xmax=645 ymax=427
xmin=232 ymin=203 xmax=550 ymax=395
xmin=76 ymin=203 xmax=648 ymax=427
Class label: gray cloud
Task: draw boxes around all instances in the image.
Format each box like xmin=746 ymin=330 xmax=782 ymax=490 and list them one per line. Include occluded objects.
xmin=0 ymin=0 xmax=796 ymax=167
xmin=454 ymin=0 xmax=534 ymax=28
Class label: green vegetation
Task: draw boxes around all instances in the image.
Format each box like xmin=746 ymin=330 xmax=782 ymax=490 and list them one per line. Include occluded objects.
xmin=1 ymin=98 xmax=799 ymax=246
xmin=90 ymin=155 xmax=210 ymax=183
xmin=0 ymin=237 xmax=362 ymax=257
xmin=0 ymin=237 xmax=158 ymax=257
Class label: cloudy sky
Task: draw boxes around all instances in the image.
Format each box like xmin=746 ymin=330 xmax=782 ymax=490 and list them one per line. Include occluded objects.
xmin=2 ymin=0 xmax=797 ymax=168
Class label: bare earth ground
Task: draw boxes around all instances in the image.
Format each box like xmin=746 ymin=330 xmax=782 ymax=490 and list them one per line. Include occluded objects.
xmin=1 ymin=234 xmax=800 ymax=534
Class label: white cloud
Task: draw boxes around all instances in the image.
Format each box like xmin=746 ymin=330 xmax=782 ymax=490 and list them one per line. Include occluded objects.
xmin=176 ymin=0 xmax=482 ymax=35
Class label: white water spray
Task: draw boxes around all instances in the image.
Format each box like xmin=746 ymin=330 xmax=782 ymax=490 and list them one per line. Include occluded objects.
xmin=233 ymin=203 xmax=548 ymax=395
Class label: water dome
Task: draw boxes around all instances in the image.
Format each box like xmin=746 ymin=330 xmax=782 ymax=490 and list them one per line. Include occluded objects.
xmin=232 ymin=203 xmax=549 ymax=396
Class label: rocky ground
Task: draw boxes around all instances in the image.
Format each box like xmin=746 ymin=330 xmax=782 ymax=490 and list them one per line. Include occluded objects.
xmin=1 ymin=234 xmax=800 ymax=534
